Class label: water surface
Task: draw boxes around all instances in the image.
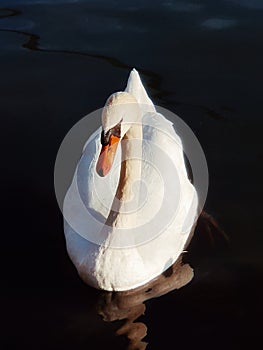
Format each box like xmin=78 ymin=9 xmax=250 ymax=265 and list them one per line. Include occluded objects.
xmin=1 ymin=1 xmax=262 ymax=349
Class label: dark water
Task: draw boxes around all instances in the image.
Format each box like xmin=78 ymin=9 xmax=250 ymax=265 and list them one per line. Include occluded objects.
xmin=1 ymin=1 xmax=262 ymax=349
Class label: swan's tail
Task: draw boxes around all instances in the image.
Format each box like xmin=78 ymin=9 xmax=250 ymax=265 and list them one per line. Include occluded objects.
xmin=125 ymin=68 xmax=156 ymax=113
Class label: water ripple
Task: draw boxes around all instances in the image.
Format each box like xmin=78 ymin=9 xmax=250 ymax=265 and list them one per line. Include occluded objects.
xmin=0 ymin=7 xmax=228 ymax=122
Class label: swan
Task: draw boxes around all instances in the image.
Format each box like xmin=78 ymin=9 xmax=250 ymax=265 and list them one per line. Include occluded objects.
xmin=63 ymin=69 xmax=198 ymax=291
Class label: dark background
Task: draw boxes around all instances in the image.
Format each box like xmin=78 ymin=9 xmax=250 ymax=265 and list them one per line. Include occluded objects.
xmin=1 ymin=1 xmax=262 ymax=349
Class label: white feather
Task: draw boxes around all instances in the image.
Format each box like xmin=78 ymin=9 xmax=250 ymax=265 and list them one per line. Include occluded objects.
xmin=63 ymin=69 xmax=198 ymax=291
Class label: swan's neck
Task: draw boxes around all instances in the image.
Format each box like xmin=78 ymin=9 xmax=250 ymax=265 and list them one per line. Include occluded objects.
xmin=106 ymin=123 xmax=142 ymax=228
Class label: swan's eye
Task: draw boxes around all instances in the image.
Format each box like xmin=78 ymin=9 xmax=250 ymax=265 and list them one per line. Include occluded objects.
xmin=101 ymin=130 xmax=110 ymax=146
xmin=101 ymin=120 xmax=122 ymax=146
xmin=111 ymin=122 xmax=121 ymax=138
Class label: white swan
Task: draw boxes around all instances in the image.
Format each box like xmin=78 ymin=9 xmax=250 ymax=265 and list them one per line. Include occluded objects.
xmin=63 ymin=69 xmax=198 ymax=291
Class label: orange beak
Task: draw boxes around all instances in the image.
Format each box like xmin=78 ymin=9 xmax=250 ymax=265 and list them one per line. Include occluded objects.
xmin=96 ymin=135 xmax=120 ymax=177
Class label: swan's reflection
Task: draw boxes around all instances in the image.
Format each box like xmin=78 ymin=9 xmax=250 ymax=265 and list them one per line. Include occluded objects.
xmin=96 ymin=256 xmax=193 ymax=350
xmin=96 ymin=212 xmax=228 ymax=349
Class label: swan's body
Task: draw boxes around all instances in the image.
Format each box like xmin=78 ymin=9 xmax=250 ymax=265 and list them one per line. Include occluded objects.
xmin=63 ymin=69 xmax=198 ymax=291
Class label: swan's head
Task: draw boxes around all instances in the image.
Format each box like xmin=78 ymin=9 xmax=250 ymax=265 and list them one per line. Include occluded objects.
xmin=96 ymin=92 xmax=140 ymax=177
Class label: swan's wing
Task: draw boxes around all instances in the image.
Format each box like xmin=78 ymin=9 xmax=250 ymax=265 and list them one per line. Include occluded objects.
xmin=63 ymin=128 xmax=121 ymax=242
xmin=79 ymin=129 xmax=121 ymax=219
xmin=142 ymin=111 xmax=198 ymax=234
xmin=126 ymin=68 xmax=198 ymax=236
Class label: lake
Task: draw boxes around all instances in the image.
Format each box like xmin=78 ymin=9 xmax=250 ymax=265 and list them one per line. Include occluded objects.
xmin=1 ymin=1 xmax=262 ymax=349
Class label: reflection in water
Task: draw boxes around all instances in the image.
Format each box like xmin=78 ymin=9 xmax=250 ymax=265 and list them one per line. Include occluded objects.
xmin=201 ymin=18 xmax=237 ymax=30
xmin=96 ymin=212 xmax=228 ymax=349
xmin=162 ymin=1 xmax=203 ymax=12
xmin=230 ymin=0 xmax=263 ymax=9
xmin=96 ymin=256 xmax=194 ymax=350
